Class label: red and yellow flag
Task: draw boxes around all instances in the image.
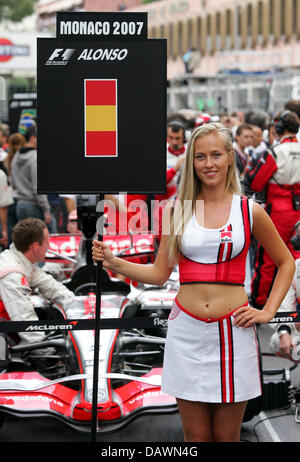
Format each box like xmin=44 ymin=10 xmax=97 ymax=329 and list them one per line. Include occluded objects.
xmin=84 ymin=79 xmax=117 ymax=157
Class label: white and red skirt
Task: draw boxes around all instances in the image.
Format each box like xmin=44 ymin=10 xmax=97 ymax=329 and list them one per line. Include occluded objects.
xmin=161 ymin=298 xmax=262 ymax=403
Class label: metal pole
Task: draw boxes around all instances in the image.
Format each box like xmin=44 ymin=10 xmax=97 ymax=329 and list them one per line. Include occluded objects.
xmin=91 ymin=193 xmax=104 ymax=442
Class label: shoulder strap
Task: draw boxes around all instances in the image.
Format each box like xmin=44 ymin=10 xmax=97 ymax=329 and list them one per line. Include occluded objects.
xmin=240 ymin=195 xmax=252 ymax=241
xmin=268 ymin=146 xmax=277 ymax=159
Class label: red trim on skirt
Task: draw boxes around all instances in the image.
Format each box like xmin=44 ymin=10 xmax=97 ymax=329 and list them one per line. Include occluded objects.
xmin=174 ymin=296 xmax=249 ymax=323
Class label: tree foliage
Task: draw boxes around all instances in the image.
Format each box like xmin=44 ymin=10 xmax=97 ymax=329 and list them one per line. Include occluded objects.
xmin=0 ymin=0 xmax=37 ymax=23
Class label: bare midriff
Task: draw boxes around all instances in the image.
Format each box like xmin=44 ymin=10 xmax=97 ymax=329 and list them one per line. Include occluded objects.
xmin=176 ymin=283 xmax=248 ymax=319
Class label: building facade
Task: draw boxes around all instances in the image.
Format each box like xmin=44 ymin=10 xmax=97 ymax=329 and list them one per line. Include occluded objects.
xmin=128 ymin=0 xmax=300 ymax=113
xmin=126 ymin=0 xmax=300 ymax=78
xmin=35 ymin=0 xmax=300 ymax=114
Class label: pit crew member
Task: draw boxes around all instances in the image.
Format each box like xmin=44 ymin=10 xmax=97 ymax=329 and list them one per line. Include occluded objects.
xmin=0 ymin=218 xmax=74 ymax=351
xmin=251 ymin=110 xmax=300 ymax=309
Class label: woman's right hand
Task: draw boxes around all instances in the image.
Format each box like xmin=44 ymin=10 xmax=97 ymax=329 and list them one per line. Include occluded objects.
xmin=92 ymin=240 xmax=115 ymax=268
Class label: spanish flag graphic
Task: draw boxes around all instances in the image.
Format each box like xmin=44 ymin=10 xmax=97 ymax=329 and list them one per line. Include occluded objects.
xmin=84 ymin=79 xmax=118 ymax=157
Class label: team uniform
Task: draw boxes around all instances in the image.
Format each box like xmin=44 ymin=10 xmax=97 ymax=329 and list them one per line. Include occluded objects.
xmin=0 ymin=245 xmax=74 ymax=347
xmin=251 ymin=135 xmax=300 ymax=309
xmin=166 ymin=143 xmax=187 ymax=199
xmin=269 ymin=258 xmax=300 ymax=360
xmin=161 ymin=194 xmax=262 ymax=403
xmin=233 ymin=141 xmax=248 ymax=178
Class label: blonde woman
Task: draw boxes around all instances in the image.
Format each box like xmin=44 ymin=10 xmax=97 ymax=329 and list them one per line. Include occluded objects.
xmin=92 ymin=123 xmax=295 ymax=442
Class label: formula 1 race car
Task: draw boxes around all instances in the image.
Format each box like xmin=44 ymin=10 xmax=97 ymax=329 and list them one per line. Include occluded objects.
xmin=0 ymin=273 xmax=178 ymax=433
xmin=0 ymin=200 xmax=179 ymax=433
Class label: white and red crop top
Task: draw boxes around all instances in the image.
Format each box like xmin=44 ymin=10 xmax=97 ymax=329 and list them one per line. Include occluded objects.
xmin=179 ymin=194 xmax=253 ymax=286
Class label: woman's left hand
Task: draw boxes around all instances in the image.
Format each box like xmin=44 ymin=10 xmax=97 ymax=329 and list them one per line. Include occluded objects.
xmin=233 ymin=305 xmax=274 ymax=328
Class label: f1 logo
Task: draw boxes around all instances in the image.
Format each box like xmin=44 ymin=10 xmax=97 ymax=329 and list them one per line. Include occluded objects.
xmin=46 ymin=48 xmax=75 ymax=65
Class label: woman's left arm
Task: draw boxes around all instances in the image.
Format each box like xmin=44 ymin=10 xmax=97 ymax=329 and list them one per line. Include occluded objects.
xmin=233 ymin=201 xmax=296 ymax=328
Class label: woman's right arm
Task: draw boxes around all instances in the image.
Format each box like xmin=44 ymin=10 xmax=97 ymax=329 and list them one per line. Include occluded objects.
xmin=92 ymin=232 xmax=174 ymax=286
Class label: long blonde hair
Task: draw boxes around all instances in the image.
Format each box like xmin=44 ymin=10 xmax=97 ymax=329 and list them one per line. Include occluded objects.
xmin=5 ymin=132 xmax=26 ymax=175
xmin=167 ymin=122 xmax=240 ymax=264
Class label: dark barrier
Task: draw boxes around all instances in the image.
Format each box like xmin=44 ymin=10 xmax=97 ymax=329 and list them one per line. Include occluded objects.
xmin=0 ymin=310 xmax=298 ymax=440
xmin=0 ymin=311 xmax=299 ymax=334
